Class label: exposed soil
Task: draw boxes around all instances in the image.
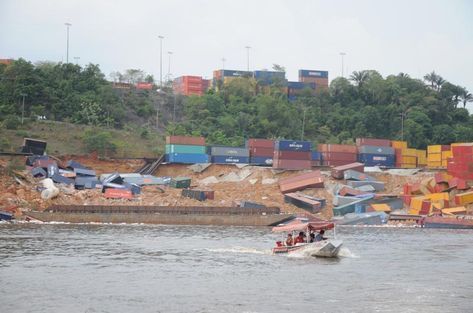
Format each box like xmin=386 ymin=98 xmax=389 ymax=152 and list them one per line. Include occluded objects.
xmin=1 ymin=156 xmax=444 ymax=220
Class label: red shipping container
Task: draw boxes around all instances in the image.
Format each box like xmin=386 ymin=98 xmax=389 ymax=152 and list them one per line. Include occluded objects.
xmin=339 ymin=186 xmax=368 ymax=196
xmin=355 ymin=138 xmax=391 ymax=147
xmin=419 ymin=200 xmax=431 ymax=215
xmin=321 ymin=152 xmax=357 ymax=161
xmin=279 ymin=170 xmax=321 ymax=185
xmin=273 ymin=159 xmax=312 ymax=170
xmin=250 ymin=147 xmax=274 ymax=157
xmin=247 ymin=139 xmax=274 ymax=148
xmin=402 ymin=195 xmax=413 ymax=206
xmin=166 ymin=136 xmax=206 ymax=145
xmin=274 ymin=151 xmax=311 ymax=160
xmin=104 ymin=188 xmax=133 ymax=199
xmin=311 ymin=160 xmax=322 ymax=167
xmin=331 ymin=162 xmax=365 ymax=179
xmin=441 ymin=145 xmax=451 ymax=151
xmin=203 ymin=190 xmax=215 ymax=200
xmin=452 ymin=144 xmax=473 ymax=157
xmin=318 ymin=144 xmax=357 ymax=154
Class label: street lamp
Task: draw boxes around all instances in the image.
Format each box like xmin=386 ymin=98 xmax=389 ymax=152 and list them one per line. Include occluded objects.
xmin=65 ymin=22 xmax=72 ymax=63
xmin=339 ymin=52 xmax=346 ymax=78
xmin=20 ymin=93 xmax=26 ymax=124
xmin=167 ymin=51 xmax=173 ymax=81
xmin=158 ymin=35 xmax=164 ymax=88
xmin=245 ymin=46 xmax=251 ymax=72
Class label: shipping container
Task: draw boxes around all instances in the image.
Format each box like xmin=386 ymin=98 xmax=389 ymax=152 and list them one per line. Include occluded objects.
xmin=311 ymin=151 xmax=322 ymax=161
xmin=165 ymin=144 xmax=207 ymax=154
xmin=211 ymin=156 xmax=250 ymax=164
xmin=358 ymin=154 xmax=395 ymax=167
xmin=356 ymin=138 xmax=391 ymax=147
xmin=427 ymin=145 xmax=442 ymax=154
xmin=402 ymin=148 xmax=417 ymax=156
xmin=210 ymin=146 xmax=249 ymax=157
xmin=298 ymin=69 xmax=329 ymax=79
xmin=165 ymin=153 xmax=210 ymax=164
xmin=254 ymin=70 xmax=286 ymax=80
xmin=250 ymin=147 xmax=274 ymax=157
xmin=166 ymin=136 xmax=206 ymax=146
xmin=318 ymin=144 xmax=357 ymax=154
xmin=324 ymin=160 xmax=358 ymax=167
xmin=272 ymin=159 xmax=312 ymax=170
xmin=246 ymin=138 xmax=274 ymax=148
xmin=287 ymin=81 xmax=316 ymax=90
xmin=274 ymin=150 xmax=311 ymax=160
xmin=391 ymin=140 xmax=408 ymax=149
xmin=452 ymin=144 xmax=473 ymax=156
xmin=358 ymin=145 xmax=395 ymax=155
xmin=321 ymin=152 xmax=358 ymax=162
xmin=249 ymin=157 xmax=273 ymax=166
xmin=275 ymin=140 xmax=311 ymax=152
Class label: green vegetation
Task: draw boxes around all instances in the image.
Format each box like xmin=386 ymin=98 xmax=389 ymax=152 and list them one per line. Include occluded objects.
xmin=1 ymin=58 xmax=472 ymax=153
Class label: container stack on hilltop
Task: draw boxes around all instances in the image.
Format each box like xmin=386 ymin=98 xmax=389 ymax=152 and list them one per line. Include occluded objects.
xmin=356 ymin=138 xmax=395 ymax=167
xmin=273 ymin=140 xmax=312 ymax=170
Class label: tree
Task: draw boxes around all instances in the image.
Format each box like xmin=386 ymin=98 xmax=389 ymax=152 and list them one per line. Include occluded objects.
xmin=460 ymin=87 xmax=473 ymax=108
xmin=272 ymin=64 xmax=285 ymax=72
xmin=424 ymin=71 xmax=438 ymax=89
xmin=349 ymin=70 xmax=369 ymax=89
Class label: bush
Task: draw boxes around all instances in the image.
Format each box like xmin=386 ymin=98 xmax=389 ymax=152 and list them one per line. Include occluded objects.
xmin=140 ymin=128 xmax=149 ymax=139
xmin=0 ymin=137 xmax=11 ymax=151
xmin=83 ymin=130 xmax=117 ymax=156
xmin=15 ymin=130 xmax=30 ymax=137
xmin=3 ymin=115 xmax=20 ymax=130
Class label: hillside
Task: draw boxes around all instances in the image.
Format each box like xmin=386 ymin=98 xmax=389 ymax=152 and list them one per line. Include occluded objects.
xmin=1 ymin=120 xmax=163 ymax=158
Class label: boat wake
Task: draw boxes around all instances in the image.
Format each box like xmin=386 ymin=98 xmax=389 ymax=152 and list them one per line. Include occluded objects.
xmin=205 ymin=246 xmax=271 ymax=255
xmin=337 ymin=247 xmax=359 ymax=258
xmin=286 ymin=246 xmax=358 ymax=259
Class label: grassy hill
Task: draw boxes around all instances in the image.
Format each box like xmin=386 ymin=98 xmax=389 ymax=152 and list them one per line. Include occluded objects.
xmin=1 ymin=120 xmax=164 ymax=158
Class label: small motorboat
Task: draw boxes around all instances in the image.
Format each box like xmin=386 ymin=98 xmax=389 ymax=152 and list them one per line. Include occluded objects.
xmin=271 ymin=218 xmax=343 ymax=258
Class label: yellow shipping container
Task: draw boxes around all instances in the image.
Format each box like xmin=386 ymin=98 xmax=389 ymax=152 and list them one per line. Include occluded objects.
xmin=428 ymin=145 xmax=442 ymax=153
xmin=442 ymin=207 xmax=467 ymax=215
xmin=402 ymin=148 xmax=417 ymax=156
xmin=391 ymin=140 xmax=408 ymax=149
xmin=455 ymin=191 xmax=473 ymax=205
xmin=410 ymin=196 xmax=427 ymax=211
xmin=408 ymin=208 xmax=420 ymax=215
xmin=427 ymin=153 xmax=441 ymax=162
xmin=425 ymin=192 xmax=449 ymax=202
xmin=401 ymin=163 xmax=417 ymax=168
xmin=441 ymin=150 xmax=452 ymax=160
xmin=416 ymin=150 xmax=427 ymax=165
xmin=370 ymin=204 xmax=391 ymax=213
xmin=427 ymin=161 xmax=443 ymax=168
xmin=401 ymin=156 xmax=417 ymax=164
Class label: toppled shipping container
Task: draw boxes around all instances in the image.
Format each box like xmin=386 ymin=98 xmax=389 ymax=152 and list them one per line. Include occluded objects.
xmin=331 ymin=162 xmax=365 ymax=179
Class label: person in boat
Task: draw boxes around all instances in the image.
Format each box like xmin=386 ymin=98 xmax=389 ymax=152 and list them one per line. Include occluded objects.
xmin=285 ymin=233 xmax=294 ymax=246
xmin=314 ymin=230 xmax=327 ymax=242
xmin=309 ymin=233 xmax=316 ymax=243
xmin=293 ymin=231 xmax=306 ymax=245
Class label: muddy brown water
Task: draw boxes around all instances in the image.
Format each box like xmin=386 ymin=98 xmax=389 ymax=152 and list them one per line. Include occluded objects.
xmin=1 ymin=223 xmax=472 ymax=313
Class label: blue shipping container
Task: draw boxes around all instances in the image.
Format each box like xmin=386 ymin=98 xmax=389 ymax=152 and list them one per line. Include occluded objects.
xmin=254 ymin=70 xmax=286 ymax=79
xmin=299 ymin=69 xmax=329 ymax=79
xmin=249 ymin=157 xmax=273 ymax=166
xmin=165 ymin=153 xmax=210 ymax=164
xmin=211 ymin=156 xmax=250 ymax=164
xmin=358 ymin=154 xmax=395 ymax=167
xmin=275 ymin=140 xmax=311 ymax=152
xmin=287 ymin=81 xmax=316 ymax=89
xmin=221 ymin=70 xmax=252 ymax=77
xmin=311 ymin=151 xmax=322 ymax=161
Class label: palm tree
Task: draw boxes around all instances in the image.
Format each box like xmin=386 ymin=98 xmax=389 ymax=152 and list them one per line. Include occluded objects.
xmin=460 ymin=87 xmax=473 ymax=108
xmin=349 ymin=70 xmax=369 ymax=89
xmin=435 ymin=76 xmax=446 ymax=91
xmin=398 ymin=72 xmax=410 ymax=78
xmin=424 ymin=71 xmax=438 ymax=89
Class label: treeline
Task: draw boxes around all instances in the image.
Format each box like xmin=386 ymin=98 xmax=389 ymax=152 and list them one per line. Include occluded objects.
xmin=170 ymin=70 xmax=473 ymax=148
xmin=0 ymin=58 xmax=162 ymax=129
xmin=1 ymin=58 xmax=473 ymax=150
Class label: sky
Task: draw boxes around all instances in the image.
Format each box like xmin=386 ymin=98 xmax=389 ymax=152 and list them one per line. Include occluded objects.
xmin=1 ymin=0 xmax=472 ymax=101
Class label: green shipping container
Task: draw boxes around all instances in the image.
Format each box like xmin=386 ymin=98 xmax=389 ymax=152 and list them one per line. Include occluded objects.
xmin=170 ymin=177 xmax=191 ymax=188
xmin=165 ymin=144 xmax=207 ymax=154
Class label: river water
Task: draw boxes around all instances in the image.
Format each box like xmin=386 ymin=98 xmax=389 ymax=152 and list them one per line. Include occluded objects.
xmin=0 ymin=223 xmax=472 ymax=313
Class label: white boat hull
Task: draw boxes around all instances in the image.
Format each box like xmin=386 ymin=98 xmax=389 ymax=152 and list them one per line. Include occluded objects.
xmin=272 ymin=240 xmax=343 ymax=258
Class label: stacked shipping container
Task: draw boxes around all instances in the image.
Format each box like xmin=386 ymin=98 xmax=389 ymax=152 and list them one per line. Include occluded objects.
xmin=356 ymin=138 xmax=395 ymax=167
xmin=427 ymin=145 xmax=450 ymax=168
xmin=165 ymin=136 xmax=209 ymax=164
xmin=298 ymin=69 xmax=329 ymax=91
xmin=273 ymin=140 xmax=312 ymax=169
xmin=247 ymin=139 xmax=274 ymax=166
xmin=210 ymin=146 xmax=250 ymax=164
xmin=447 ymin=144 xmax=473 ymax=180
xmin=173 ymin=76 xmax=210 ymax=96
xmin=318 ymin=144 xmax=357 ymax=166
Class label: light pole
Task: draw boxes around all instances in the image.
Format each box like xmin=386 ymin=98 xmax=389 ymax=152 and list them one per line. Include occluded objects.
xmin=158 ymin=35 xmax=164 ymax=88
xmin=21 ymin=93 xmax=26 ymax=124
xmin=339 ymin=52 xmax=346 ymax=78
xmin=167 ymin=51 xmax=173 ymax=81
xmin=65 ymin=23 xmax=72 ymax=63
xmin=73 ymin=56 xmax=80 ymax=65
xmin=245 ymin=46 xmax=251 ymax=72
